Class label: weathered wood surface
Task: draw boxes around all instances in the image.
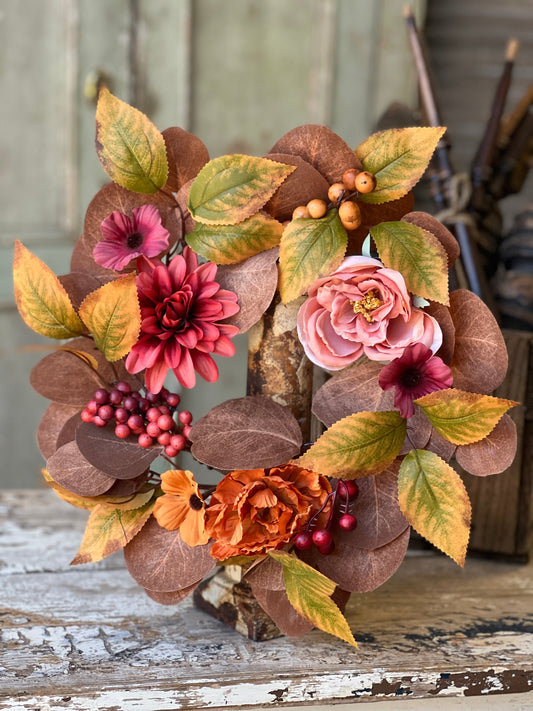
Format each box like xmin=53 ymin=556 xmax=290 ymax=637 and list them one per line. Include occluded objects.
xmin=1 ymin=490 xmax=532 ymax=709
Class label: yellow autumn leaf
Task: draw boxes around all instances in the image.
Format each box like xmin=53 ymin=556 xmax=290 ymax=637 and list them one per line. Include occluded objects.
xmin=96 ymin=88 xmax=168 ymax=193
xmin=78 ymin=274 xmax=140 ymax=362
xmin=13 ymin=241 xmax=83 ymax=339
xmin=398 ymin=449 xmax=471 ymax=566
xmin=416 ymin=388 xmax=518 ymax=445
xmin=71 ymin=498 xmax=155 ymax=565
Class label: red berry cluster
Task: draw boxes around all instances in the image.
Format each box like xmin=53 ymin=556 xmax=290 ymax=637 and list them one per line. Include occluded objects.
xmin=80 ymin=382 xmax=193 ymax=458
xmin=293 ymin=479 xmax=359 ymax=555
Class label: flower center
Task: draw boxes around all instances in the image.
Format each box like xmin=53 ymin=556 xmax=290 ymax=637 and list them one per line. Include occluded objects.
xmin=351 ymin=289 xmax=382 ymax=322
xmin=188 ymin=494 xmax=204 ymax=511
xmin=127 ymin=231 xmax=144 ymax=249
xmin=399 ymin=367 xmax=422 ymax=390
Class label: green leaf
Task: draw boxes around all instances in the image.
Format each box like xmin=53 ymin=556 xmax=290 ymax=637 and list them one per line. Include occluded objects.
xmin=298 ymin=410 xmax=406 ymax=478
xmin=78 ymin=273 xmax=141 ymax=362
xmin=188 ymin=154 xmax=295 ymax=225
xmin=370 ymin=221 xmax=449 ymax=304
xmin=13 ymin=241 xmax=84 ymax=339
xmin=355 ymin=127 xmax=446 ymax=204
xmin=398 ymin=449 xmax=471 ymax=566
xmin=71 ymin=496 xmax=155 ymax=565
xmin=416 ymin=388 xmax=518 ymax=445
xmin=95 ymin=88 xmax=168 ymax=193
xmin=269 ymin=551 xmax=357 ymax=647
xmin=186 ymin=212 xmax=283 ymax=264
xmin=278 ymin=209 xmax=347 ymax=304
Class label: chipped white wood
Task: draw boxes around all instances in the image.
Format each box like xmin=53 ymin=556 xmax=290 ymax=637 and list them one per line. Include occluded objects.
xmin=0 ymin=489 xmax=532 ymax=709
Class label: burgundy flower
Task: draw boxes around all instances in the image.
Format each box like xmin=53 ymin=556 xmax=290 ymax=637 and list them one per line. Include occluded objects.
xmin=93 ymin=204 xmax=170 ymax=271
xmin=126 ymin=247 xmax=240 ymax=393
xmin=378 ymin=343 xmax=453 ymax=419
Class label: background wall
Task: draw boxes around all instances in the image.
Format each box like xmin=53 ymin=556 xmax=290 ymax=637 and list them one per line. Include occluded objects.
xmin=2 ymin=0 xmax=531 ymax=487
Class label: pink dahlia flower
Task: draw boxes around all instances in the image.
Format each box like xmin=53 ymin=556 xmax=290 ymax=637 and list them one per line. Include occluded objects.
xmin=378 ymin=343 xmax=453 ymax=418
xmin=126 ymin=247 xmax=240 ymax=392
xmin=93 ymin=204 xmax=170 ymax=271
xmin=297 ymin=255 xmax=442 ymax=370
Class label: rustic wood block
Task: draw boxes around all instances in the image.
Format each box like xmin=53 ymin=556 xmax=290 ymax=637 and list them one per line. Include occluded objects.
xmin=1 ymin=489 xmax=532 ymax=709
xmin=462 ymin=329 xmax=533 ymax=560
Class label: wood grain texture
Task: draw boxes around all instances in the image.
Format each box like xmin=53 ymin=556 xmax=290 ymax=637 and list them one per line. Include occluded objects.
xmin=0 ymin=489 xmax=532 ymax=709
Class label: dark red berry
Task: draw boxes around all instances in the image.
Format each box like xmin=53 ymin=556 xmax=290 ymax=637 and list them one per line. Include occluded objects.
xmin=115 ymin=424 xmax=131 ymax=439
xmin=146 ymin=422 xmax=162 ymax=438
xmin=86 ymin=400 xmax=98 ymax=415
xmin=160 ymin=387 xmax=169 ymax=401
xmin=318 ymin=541 xmax=335 ymax=555
xmin=294 ymin=532 xmax=313 ymax=550
xmin=159 ymin=405 xmax=171 ymax=416
xmin=98 ymin=404 xmax=114 ymax=421
xmin=138 ymin=433 xmax=153 ymax=448
xmin=146 ymin=406 xmax=161 ymax=422
xmin=166 ymin=393 xmax=180 ymax=408
xmin=137 ymin=397 xmax=150 ymax=412
xmin=123 ymin=396 xmax=139 ymax=412
xmin=92 ymin=415 xmax=107 ymax=428
xmin=145 ymin=391 xmax=160 ymax=404
xmin=109 ymin=389 xmax=123 ymax=405
xmin=127 ymin=414 xmax=144 ymax=431
xmin=312 ymin=529 xmax=333 ymax=547
xmin=178 ymin=410 xmax=192 ymax=425
xmin=94 ymin=388 xmax=109 ymax=405
xmin=338 ymin=514 xmax=358 ymax=531
xmin=115 ymin=381 xmax=132 ymax=394
xmin=165 ymin=445 xmax=180 ymax=457
xmin=115 ymin=407 xmax=129 ymax=423
xmin=170 ymin=434 xmax=186 ymax=451
xmin=157 ymin=414 xmax=174 ymax=432
xmin=81 ymin=409 xmax=93 ymax=423
xmin=182 ymin=424 xmax=192 ymax=439
xmin=337 ymin=480 xmax=359 ymax=500
xmin=157 ymin=431 xmax=172 ymax=446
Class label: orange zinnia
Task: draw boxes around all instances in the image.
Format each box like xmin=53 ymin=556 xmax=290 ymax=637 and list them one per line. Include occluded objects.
xmin=153 ymin=469 xmax=209 ymax=547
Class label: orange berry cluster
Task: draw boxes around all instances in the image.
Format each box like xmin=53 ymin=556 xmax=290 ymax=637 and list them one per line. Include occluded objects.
xmin=291 ymin=168 xmax=377 ymax=231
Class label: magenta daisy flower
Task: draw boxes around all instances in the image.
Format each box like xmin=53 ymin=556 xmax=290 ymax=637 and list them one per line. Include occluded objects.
xmin=125 ymin=247 xmax=240 ymax=393
xmin=378 ymin=342 xmax=453 ymax=419
xmin=93 ymin=204 xmax=170 ymax=271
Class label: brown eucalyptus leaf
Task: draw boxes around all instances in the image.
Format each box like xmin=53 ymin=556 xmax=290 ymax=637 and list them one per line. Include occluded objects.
xmin=175 ymin=179 xmax=196 ymax=236
xmin=425 ymin=428 xmax=457 ymax=462
xmin=70 ymin=235 xmax=115 ymax=279
xmin=56 ymin=412 xmax=83 ymax=451
xmin=269 ymin=125 xmax=362 ymax=184
xmin=425 ymin=302 xmax=455 ymax=365
xmin=76 ymin=422 xmax=162 ymax=479
xmin=77 ymin=182 xmax=183 ymax=273
xmin=144 ymin=584 xmax=198 ymax=605
xmin=124 ymin=516 xmax=215 ymax=592
xmin=312 ymin=359 xmax=393 ymax=427
xmin=344 ymin=462 xmax=409 ymax=549
xmin=449 ymin=290 xmax=508 ymax=393
xmin=245 ymin=554 xmax=285 ymax=591
xmin=215 ymin=248 xmax=279 ymax=333
xmin=37 ymin=403 xmax=81 ymax=459
xmin=31 ymin=350 xmax=108 ymax=406
xmin=252 ymin=586 xmax=314 ymax=637
xmin=47 ymin=441 xmax=116 ymax=496
xmin=162 ymin=127 xmax=210 ymax=193
xmin=104 ymin=472 xmax=150 ymax=497
xmin=263 ymin=153 xmax=329 ymax=222
xmin=189 ymin=396 xmax=303 ymax=470
xmin=299 ymin=526 xmax=410 ymax=593
xmin=455 ymin=414 xmax=517 ymax=476
xmin=58 ymin=272 xmax=115 ymax=312
xmin=402 ymin=212 xmax=460 ymax=267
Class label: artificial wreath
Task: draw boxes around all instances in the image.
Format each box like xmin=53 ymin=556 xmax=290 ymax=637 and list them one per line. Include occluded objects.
xmin=13 ymin=89 xmax=518 ymax=647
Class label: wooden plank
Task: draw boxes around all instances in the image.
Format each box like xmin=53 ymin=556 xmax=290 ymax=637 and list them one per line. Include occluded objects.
xmin=0 ymin=489 xmax=532 ymax=708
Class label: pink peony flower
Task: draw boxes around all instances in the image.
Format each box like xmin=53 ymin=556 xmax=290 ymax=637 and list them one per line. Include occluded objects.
xmin=93 ymin=205 xmax=170 ymax=271
xmin=378 ymin=343 xmax=453 ymax=418
xmin=297 ymin=256 xmax=442 ymax=370
xmin=126 ymin=247 xmax=240 ymax=393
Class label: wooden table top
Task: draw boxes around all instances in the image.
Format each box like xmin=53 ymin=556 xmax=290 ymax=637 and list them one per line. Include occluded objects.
xmin=1 ymin=489 xmax=532 ymax=710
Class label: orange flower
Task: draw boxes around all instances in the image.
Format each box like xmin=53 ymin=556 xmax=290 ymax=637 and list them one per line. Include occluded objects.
xmin=205 ymin=464 xmax=331 ymax=560
xmin=153 ymin=469 xmax=209 ymax=547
